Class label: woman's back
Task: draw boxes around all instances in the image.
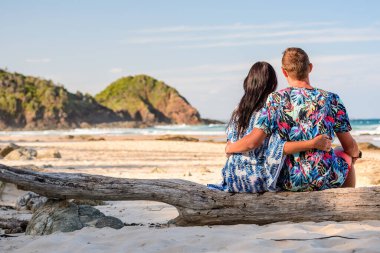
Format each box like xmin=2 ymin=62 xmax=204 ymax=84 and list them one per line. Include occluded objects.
xmin=208 ymin=112 xmax=285 ymax=192
xmin=208 ymin=61 xmax=286 ymax=193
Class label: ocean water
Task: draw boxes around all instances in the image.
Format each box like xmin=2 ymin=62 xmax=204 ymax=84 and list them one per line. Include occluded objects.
xmin=0 ymin=119 xmax=379 ymax=146
xmin=350 ymin=119 xmax=380 ymax=146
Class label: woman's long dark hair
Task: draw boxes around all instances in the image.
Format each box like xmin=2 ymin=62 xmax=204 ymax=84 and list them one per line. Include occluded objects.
xmin=228 ymin=61 xmax=278 ymax=137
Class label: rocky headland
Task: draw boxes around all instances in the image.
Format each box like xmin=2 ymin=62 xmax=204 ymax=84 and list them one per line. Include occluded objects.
xmin=0 ymin=69 xmax=216 ymax=130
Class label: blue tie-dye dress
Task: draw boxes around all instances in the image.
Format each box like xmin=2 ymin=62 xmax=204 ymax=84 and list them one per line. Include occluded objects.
xmin=207 ymin=112 xmax=286 ymax=193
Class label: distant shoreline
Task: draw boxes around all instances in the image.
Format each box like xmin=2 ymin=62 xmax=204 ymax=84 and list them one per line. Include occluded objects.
xmin=0 ymin=118 xmax=379 ymax=147
xmin=0 ymin=118 xmax=226 ymax=131
xmin=0 ymin=118 xmax=377 ymax=132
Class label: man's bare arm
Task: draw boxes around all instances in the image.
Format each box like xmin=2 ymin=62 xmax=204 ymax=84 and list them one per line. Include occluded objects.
xmin=336 ymin=132 xmax=360 ymax=157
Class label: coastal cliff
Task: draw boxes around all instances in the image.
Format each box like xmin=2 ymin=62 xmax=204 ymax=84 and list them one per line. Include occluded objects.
xmin=0 ymin=69 xmax=121 ymax=129
xmin=95 ymin=75 xmax=202 ymax=124
xmin=0 ymin=70 xmax=206 ymax=129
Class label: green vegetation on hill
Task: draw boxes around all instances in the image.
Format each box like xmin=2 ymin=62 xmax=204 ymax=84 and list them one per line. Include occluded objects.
xmin=95 ymin=75 xmax=175 ymax=114
xmin=0 ymin=70 xmax=204 ymax=129
xmin=95 ymin=75 xmax=201 ymax=124
xmin=0 ymin=69 xmax=120 ymax=129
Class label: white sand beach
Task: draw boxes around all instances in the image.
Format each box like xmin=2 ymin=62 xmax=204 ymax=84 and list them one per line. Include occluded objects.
xmin=1 ymin=136 xmax=380 ymax=252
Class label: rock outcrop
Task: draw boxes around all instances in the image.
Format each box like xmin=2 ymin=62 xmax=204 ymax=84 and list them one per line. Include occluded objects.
xmin=156 ymin=135 xmax=199 ymax=142
xmin=5 ymin=148 xmax=37 ymax=160
xmin=36 ymin=149 xmax=62 ymax=159
xmin=0 ymin=69 xmax=121 ymax=129
xmin=16 ymin=192 xmax=48 ymax=212
xmin=0 ymin=143 xmax=20 ymax=158
xmin=95 ymin=75 xmax=202 ymax=124
xmin=0 ymin=143 xmax=61 ymax=160
xmin=26 ymin=200 xmax=124 ymax=235
xmin=0 ymin=70 xmax=215 ymax=128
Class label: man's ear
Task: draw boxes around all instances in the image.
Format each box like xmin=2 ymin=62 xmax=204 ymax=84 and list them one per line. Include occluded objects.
xmin=309 ymin=63 xmax=313 ymax=73
xmin=281 ymin=67 xmax=288 ymax=78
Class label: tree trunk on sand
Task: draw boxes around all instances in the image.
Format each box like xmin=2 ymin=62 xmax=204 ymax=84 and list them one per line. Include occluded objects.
xmin=0 ymin=218 xmax=28 ymax=234
xmin=1 ymin=164 xmax=379 ymax=226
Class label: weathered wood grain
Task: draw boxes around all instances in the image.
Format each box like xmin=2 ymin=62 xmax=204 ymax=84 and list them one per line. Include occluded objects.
xmin=1 ymin=164 xmax=379 ymax=226
xmin=0 ymin=218 xmax=28 ymax=233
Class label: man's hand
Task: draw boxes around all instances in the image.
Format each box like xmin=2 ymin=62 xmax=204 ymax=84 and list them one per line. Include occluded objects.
xmin=312 ymin=134 xmax=332 ymax=152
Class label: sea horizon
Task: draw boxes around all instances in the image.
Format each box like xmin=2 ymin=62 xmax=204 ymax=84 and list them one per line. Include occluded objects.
xmin=1 ymin=118 xmax=379 ymax=146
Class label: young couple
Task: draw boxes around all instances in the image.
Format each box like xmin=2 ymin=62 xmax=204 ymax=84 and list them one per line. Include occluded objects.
xmin=208 ymin=47 xmax=360 ymax=193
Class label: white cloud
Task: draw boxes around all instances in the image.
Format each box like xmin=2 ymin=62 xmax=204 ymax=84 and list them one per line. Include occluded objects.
xmin=151 ymin=63 xmax=249 ymax=76
xmin=25 ymin=58 xmax=51 ymax=63
xmin=121 ymin=22 xmax=380 ymax=49
xmin=179 ymin=33 xmax=380 ymax=49
xmin=109 ymin=68 xmax=123 ymax=74
xmin=150 ymin=53 xmax=380 ymax=83
xmin=125 ymin=27 xmax=347 ymax=45
xmin=137 ymin=22 xmax=336 ymax=34
xmin=103 ymin=53 xmax=379 ymax=119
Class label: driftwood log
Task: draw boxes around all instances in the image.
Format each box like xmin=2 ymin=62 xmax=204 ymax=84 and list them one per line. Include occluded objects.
xmin=1 ymin=164 xmax=380 ymax=226
xmin=0 ymin=218 xmax=28 ymax=233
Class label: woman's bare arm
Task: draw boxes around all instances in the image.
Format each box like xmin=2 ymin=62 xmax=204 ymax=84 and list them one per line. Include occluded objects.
xmin=225 ymin=128 xmax=267 ymax=154
xmin=225 ymin=129 xmax=332 ymax=155
xmin=283 ymin=135 xmax=331 ymax=155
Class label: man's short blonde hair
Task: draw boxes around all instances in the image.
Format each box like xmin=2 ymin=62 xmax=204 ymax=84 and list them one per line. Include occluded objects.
xmin=282 ymin=47 xmax=310 ymax=80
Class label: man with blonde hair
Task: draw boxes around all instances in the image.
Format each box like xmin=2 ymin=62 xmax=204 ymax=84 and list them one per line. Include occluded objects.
xmin=226 ymin=47 xmax=360 ymax=191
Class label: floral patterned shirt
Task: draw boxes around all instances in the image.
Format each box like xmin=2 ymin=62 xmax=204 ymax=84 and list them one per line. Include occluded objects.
xmin=254 ymin=87 xmax=352 ymax=191
xmin=207 ymin=112 xmax=286 ymax=193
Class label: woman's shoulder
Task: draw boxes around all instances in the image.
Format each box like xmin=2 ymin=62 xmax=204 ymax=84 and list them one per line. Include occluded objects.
xmin=243 ymin=111 xmax=260 ymax=134
xmin=226 ymin=112 xmax=259 ymax=141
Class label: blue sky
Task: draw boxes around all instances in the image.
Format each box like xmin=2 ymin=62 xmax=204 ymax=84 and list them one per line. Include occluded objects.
xmin=1 ymin=0 xmax=380 ymax=120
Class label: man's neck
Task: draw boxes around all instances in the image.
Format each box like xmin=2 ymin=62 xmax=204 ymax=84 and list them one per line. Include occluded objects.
xmin=287 ymin=77 xmax=313 ymax=89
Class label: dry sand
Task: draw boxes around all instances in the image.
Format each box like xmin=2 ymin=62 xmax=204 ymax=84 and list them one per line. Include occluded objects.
xmin=1 ymin=136 xmax=380 ymax=252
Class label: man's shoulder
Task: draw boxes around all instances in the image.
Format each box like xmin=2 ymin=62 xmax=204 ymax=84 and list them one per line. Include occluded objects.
xmin=309 ymin=88 xmax=347 ymax=109
xmin=276 ymin=87 xmax=292 ymax=94
xmin=268 ymin=88 xmax=292 ymax=102
xmin=270 ymin=87 xmax=343 ymax=105
xmin=269 ymin=88 xmax=291 ymax=98
xmin=314 ymin=88 xmax=341 ymax=100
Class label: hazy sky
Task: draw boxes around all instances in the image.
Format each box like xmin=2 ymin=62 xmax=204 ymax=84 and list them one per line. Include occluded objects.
xmin=1 ymin=0 xmax=380 ymax=120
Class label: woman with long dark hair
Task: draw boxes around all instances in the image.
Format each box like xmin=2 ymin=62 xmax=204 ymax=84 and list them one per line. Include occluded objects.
xmin=208 ymin=62 xmax=330 ymax=192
